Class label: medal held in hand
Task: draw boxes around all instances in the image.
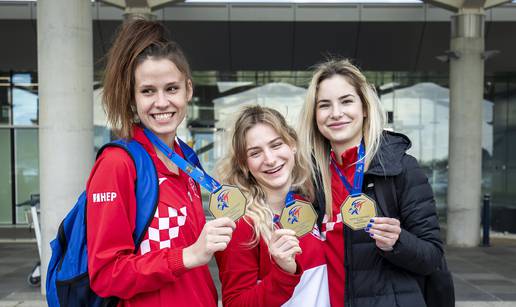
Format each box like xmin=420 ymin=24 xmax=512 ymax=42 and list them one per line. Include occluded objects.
xmin=278 ymin=192 xmax=317 ymax=238
xmin=332 ymin=141 xmax=377 ymax=231
xmin=209 ymin=185 xmax=246 ymax=221
xmin=341 ymin=193 xmax=377 ymax=230
xmin=144 ymin=128 xmax=246 ymax=221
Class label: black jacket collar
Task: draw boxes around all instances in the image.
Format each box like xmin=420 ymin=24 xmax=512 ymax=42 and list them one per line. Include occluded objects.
xmin=366 ymin=130 xmax=412 ymax=177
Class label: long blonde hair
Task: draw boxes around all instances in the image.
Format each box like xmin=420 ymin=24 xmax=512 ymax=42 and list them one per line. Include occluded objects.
xmin=298 ymin=59 xmax=385 ymax=218
xmin=217 ymin=105 xmax=314 ymax=246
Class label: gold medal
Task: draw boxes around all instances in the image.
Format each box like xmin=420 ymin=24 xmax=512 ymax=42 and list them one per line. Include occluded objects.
xmin=209 ymin=185 xmax=247 ymax=221
xmin=278 ymin=200 xmax=318 ymax=238
xmin=341 ymin=193 xmax=377 ymax=230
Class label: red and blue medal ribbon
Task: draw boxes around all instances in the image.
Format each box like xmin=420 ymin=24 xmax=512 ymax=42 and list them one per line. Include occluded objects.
xmin=273 ymin=190 xmax=296 ymax=223
xmin=331 ymin=141 xmax=366 ymax=197
xmin=144 ymin=128 xmax=222 ymax=193
xmin=285 ymin=190 xmax=296 ymax=207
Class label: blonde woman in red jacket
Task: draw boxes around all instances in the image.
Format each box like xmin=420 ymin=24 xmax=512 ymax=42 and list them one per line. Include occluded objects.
xmin=215 ymin=105 xmax=330 ymax=307
xmin=86 ymin=20 xmax=235 ymax=306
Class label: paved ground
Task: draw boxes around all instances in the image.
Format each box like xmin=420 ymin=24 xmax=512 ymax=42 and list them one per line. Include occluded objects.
xmin=447 ymin=237 xmax=516 ymax=303
xmin=1 ymin=226 xmax=516 ymax=306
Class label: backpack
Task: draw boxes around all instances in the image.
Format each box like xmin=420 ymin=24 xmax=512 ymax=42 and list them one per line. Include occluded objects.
xmin=46 ymin=139 xmax=159 ymax=307
xmin=373 ymin=175 xmax=455 ymax=307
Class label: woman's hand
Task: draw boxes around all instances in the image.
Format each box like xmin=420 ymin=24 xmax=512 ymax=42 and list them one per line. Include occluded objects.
xmin=183 ymin=217 xmax=236 ymax=269
xmin=269 ymin=229 xmax=301 ymax=274
xmin=365 ymin=217 xmax=401 ymax=252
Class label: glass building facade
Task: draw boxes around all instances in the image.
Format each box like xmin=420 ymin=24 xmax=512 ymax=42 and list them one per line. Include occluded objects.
xmin=1 ymin=69 xmax=515 ymax=231
xmin=0 ymin=72 xmax=39 ymax=224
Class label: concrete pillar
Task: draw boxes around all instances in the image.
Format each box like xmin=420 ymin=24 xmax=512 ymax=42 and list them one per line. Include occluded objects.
xmin=37 ymin=0 xmax=94 ymax=294
xmin=124 ymin=6 xmax=156 ymax=20
xmin=446 ymin=10 xmax=484 ymax=247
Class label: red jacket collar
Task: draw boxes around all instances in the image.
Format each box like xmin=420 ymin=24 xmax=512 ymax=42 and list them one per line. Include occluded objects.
xmin=331 ymin=145 xmax=359 ymax=170
xmin=132 ymin=125 xmax=184 ymax=176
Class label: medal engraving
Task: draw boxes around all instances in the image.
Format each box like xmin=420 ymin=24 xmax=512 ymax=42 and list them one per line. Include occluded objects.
xmin=209 ymin=185 xmax=247 ymax=221
xmin=279 ymin=200 xmax=317 ymax=238
xmin=341 ymin=194 xmax=377 ymax=230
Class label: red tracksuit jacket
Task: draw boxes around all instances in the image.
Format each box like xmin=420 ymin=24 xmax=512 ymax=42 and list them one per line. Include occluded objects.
xmin=216 ymin=200 xmax=330 ymax=307
xmin=86 ymin=126 xmax=217 ymax=306
xmin=321 ymin=146 xmax=360 ymax=307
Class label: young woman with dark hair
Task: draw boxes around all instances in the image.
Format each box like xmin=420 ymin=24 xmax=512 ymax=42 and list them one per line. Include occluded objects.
xmin=86 ymin=20 xmax=235 ymax=307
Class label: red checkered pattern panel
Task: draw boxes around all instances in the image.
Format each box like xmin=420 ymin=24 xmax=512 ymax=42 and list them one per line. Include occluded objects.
xmin=319 ymin=213 xmax=342 ymax=241
xmin=139 ymin=205 xmax=187 ymax=255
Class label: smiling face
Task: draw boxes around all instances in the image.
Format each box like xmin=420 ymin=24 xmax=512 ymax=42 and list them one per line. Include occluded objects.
xmin=315 ymin=74 xmax=365 ymax=153
xmin=134 ymin=57 xmax=192 ymax=145
xmin=245 ymin=123 xmax=296 ymax=195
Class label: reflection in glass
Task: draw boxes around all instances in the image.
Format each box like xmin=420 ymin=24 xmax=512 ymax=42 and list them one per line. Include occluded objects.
xmin=93 ymin=88 xmax=112 ymax=152
xmin=213 ymin=82 xmax=307 ymax=161
xmin=12 ymin=88 xmax=38 ymax=125
xmin=490 ymin=80 xmax=516 ymax=232
xmin=0 ymin=129 xmax=12 ymax=223
xmin=15 ymin=128 xmax=39 ymax=224
xmin=0 ymin=79 xmax=9 ymax=125
xmin=380 ymin=82 xmax=494 ymax=211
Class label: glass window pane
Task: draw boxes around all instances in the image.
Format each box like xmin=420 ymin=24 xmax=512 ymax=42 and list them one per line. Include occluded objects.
xmin=509 ymin=82 xmax=516 ymax=130
xmin=380 ymin=81 xmax=450 ymax=213
xmin=492 ymin=83 xmax=508 ymax=132
xmin=0 ymin=129 xmax=12 ymax=223
xmin=15 ymin=128 xmax=39 ymax=224
xmin=0 ymin=74 xmax=9 ymax=125
xmin=13 ymin=73 xmax=38 ymax=126
xmin=93 ymin=87 xmax=112 ymax=152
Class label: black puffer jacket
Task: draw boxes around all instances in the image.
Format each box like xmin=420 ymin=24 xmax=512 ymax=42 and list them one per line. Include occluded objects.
xmin=339 ymin=131 xmax=443 ymax=307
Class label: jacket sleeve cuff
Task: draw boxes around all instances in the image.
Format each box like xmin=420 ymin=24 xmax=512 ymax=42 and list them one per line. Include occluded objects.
xmin=379 ymin=229 xmax=421 ymax=265
xmin=379 ymin=229 xmax=443 ymax=275
xmin=167 ymin=247 xmax=189 ymax=278
xmin=270 ymin=258 xmax=303 ymax=285
xmin=378 ymin=229 xmax=407 ymax=257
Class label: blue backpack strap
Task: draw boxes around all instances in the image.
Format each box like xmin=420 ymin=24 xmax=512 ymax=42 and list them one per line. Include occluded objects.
xmin=97 ymin=139 xmax=159 ymax=250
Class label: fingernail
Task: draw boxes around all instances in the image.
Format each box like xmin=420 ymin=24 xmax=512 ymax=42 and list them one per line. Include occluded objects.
xmin=366 ymin=223 xmax=372 ymax=228
xmin=370 ymin=219 xmax=375 ymax=223
xmin=365 ymin=228 xmax=370 ymax=232
xmin=369 ymin=233 xmax=374 ymax=237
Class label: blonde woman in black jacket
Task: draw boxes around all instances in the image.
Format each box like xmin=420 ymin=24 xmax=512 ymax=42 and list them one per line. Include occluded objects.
xmin=298 ymin=59 xmax=447 ymax=307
